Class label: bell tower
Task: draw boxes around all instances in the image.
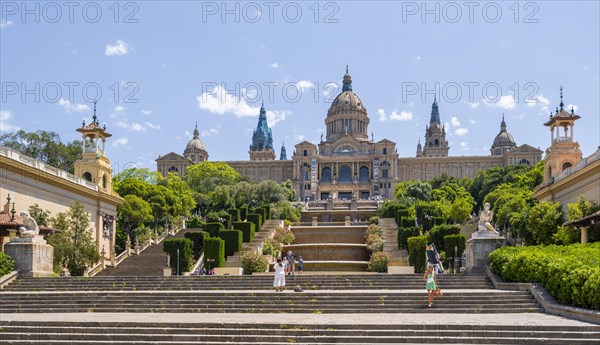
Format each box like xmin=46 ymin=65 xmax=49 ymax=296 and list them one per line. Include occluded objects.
xmin=542 ymin=87 xmax=583 ymax=184
xmin=73 ymin=101 xmax=117 ymax=195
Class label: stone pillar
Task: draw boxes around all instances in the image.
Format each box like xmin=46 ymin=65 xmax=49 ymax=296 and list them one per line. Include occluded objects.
xmin=4 ymin=235 xmax=54 ymax=277
xmin=312 ymin=217 xmax=318 ymax=227
xmin=465 ymin=232 xmax=505 ymax=274
xmin=345 ymin=216 xmax=351 ymax=226
xmin=125 ymin=236 xmax=132 ymax=255
xmin=581 ymin=226 xmax=588 ymax=244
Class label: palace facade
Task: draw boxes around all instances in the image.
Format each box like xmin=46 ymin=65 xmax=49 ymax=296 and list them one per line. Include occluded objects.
xmin=157 ymin=67 xmax=543 ymax=200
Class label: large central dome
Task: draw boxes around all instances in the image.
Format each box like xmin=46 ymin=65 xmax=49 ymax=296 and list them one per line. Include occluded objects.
xmin=327 ymin=67 xmax=367 ymax=117
xmin=324 ymin=67 xmax=370 ymax=142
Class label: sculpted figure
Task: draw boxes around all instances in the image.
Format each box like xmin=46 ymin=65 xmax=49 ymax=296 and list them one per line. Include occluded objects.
xmin=18 ymin=211 xmax=40 ymax=238
xmin=477 ymin=203 xmax=496 ymax=232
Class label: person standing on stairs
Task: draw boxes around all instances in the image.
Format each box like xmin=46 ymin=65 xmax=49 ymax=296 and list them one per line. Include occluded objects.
xmin=273 ymin=258 xmax=286 ymax=292
xmin=424 ymin=263 xmax=437 ymax=307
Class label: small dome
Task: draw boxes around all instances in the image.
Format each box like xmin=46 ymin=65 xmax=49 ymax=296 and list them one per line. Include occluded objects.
xmin=327 ymin=90 xmax=367 ymax=117
xmin=492 ymin=131 xmax=516 ymax=146
xmin=185 ymin=125 xmax=206 ymax=152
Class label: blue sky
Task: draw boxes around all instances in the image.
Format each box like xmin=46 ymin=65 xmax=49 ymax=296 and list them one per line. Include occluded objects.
xmin=1 ymin=1 xmax=599 ymax=171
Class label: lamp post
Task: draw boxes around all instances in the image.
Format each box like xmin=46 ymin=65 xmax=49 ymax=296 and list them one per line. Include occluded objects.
xmin=207 ymin=258 xmax=215 ymax=274
xmin=176 ymin=248 xmax=180 ymax=276
xmin=454 ymin=245 xmax=458 ymax=274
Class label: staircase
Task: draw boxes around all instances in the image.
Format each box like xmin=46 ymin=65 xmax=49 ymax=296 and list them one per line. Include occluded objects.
xmin=1 ymin=274 xmax=598 ymax=344
xmin=379 ymin=218 xmax=409 ymax=266
xmin=224 ymin=219 xmax=282 ymax=268
xmin=97 ymin=229 xmax=192 ymax=277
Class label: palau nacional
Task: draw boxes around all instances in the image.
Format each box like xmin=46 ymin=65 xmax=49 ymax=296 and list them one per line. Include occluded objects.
xmin=157 ymin=67 xmax=545 ymax=200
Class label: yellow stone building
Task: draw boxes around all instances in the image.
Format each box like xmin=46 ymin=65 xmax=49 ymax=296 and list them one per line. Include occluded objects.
xmin=157 ymin=68 xmax=542 ymax=200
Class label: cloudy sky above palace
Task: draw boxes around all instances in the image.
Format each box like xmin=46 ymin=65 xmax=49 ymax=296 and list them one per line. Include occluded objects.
xmin=1 ymin=1 xmax=598 ymax=169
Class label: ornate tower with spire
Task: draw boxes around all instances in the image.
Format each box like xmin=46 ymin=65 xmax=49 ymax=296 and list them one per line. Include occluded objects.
xmin=73 ymin=101 xmax=117 ymax=195
xmin=249 ymin=102 xmax=276 ymax=161
xmin=542 ymin=86 xmax=583 ymax=184
xmin=421 ymin=96 xmax=449 ymax=157
xmin=184 ymin=122 xmax=209 ymax=163
xmin=280 ymin=142 xmax=287 ymax=160
xmin=416 ymin=139 xmax=423 ymax=157
xmin=324 ymin=66 xmax=370 ymax=142
xmin=491 ymin=114 xmax=517 ymax=156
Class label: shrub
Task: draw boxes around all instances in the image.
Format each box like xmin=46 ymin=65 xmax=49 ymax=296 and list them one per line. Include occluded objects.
xmin=271 ymin=201 xmax=301 ymax=222
xmin=233 ymin=221 xmax=256 ymax=243
xmin=186 ymin=216 xmax=204 ymax=229
xmin=428 ymin=224 xmax=461 ymax=251
xmin=443 ymin=234 xmax=466 ymax=262
xmin=206 ymin=222 xmax=224 ymax=237
xmin=369 ymin=216 xmax=380 ymax=224
xmin=228 ymin=208 xmax=240 ymax=222
xmin=218 ymin=230 xmax=243 ymax=257
xmin=489 ymin=243 xmax=600 ymax=310
xmin=365 ymin=224 xmax=383 ymax=253
xmin=395 ymin=208 xmax=409 ymax=226
xmin=240 ymin=206 xmax=248 ymax=221
xmin=0 ymin=252 xmax=15 ymax=276
xmin=274 ymin=225 xmax=295 ymax=245
xmin=263 ymin=205 xmax=271 ymax=220
xmin=247 ymin=213 xmax=263 ymax=232
xmin=163 ymin=238 xmax=194 ymax=275
xmin=368 ymin=252 xmax=390 ymax=273
xmin=241 ymin=250 xmax=268 ymax=274
xmin=399 ymin=216 xmax=417 ymax=228
xmin=407 ymin=235 xmax=428 ymax=273
xmin=203 ymin=237 xmax=225 ymax=268
xmin=184 ymin=231 xmax=210 ymax=260
xmin=262 ymin=238 xmax=282 ymax=257
xmin=397 ymin=226 xmax=421 ymax=250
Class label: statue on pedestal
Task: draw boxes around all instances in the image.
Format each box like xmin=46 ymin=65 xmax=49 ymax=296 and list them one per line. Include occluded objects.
xmin=18 ymin=211 xmax=40 ymax=238
xmin=477 ymin=203 xmax=496 ymax=232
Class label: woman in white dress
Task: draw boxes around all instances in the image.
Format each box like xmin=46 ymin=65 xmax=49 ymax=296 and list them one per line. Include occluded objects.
xmin=273 ymin=258 xmax=286 ymax=292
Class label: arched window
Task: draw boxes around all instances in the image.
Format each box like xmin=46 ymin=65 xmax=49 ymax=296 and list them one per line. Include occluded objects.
xmin=381 ymin=161 xmax=390 ymax=179
xmin=519 ymin=159 xmax=530 ymax=165
xmin=83 ymin=172 xmax=93 ymax=182
xmin=339 ymin=165 xmax=352 ymax=182
xmin=303 ymin=149 xmax=308 ymax=157
xmin=359 ymin=166 xmax=369 ymax=182
xmin=434 ymin=139 xmax=439 ymax=146
xmin=102 ymin=175 xmax=107 ymax=189
xmin=562 ymin=162 xmax=572 ymax=170
xmin=321 ymin=167 xmax=332 ymax=182
xmin=168 ymin=166 xmax=179 ymax=173
xmin=383 ymin=147 xmax=387 ymax=155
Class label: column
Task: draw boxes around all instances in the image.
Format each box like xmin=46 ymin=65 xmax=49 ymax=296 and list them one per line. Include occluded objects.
xmin=581 ymin=226 xmax=588 ymax=244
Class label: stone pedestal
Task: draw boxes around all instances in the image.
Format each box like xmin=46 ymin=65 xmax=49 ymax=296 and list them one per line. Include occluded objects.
xmin=466 ymin=231 xmax=505 ymax=274
xmin=4 ymin=235 xmax=54 ymax=277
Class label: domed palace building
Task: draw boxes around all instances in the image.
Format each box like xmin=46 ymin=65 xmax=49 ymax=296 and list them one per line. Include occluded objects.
xmin=157 ymin=67 xmax=543 ymax=200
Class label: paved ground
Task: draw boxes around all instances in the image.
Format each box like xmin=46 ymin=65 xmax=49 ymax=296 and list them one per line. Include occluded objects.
xmin=2 ymin=312 xmax=595 ymax=326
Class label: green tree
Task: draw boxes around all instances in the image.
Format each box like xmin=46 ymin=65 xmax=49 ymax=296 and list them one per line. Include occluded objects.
xmin=113 ymin=167 xmax=162 ymax=185
xmin=184 ymin=162 xmax=240 ymax=194
xmin=0 ymin=130 xmax=81 ymax=173
xmin=397 ymin=181 xmax=432 ymax=201
xmin=47 ymin=202 xmax=101 ymax=276
xmin=528 ymin=201 xmax=564 ymax=245
xmin=28 ymin=204 xmax=51 ymax=227
xmin=159 ymin=172 xmax=196 ymax=217
xmin=118 ymin=195 xmax=153 ymax=235
xmin=271 ymin=200 xmax=301 ymax=222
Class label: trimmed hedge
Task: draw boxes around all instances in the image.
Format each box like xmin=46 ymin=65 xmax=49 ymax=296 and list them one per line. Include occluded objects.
xmin=489 ymin=243 xmax=600 ymax=310
xmin=0 ymin=252 xmax=15 ymax=276
xmin=397 ymin=226 xmax=421 ymax=250
xmin=395 ymin=208 xmax=409 ymax=226
xmin=407 ymin=235 xmax=428 ymax=273
xmin=399 ymin=216 xmax=417 ymax=228
xmin=228 ymin=208 xmax=240 ymax=222
xmin=240 ymin=206 xmax=248 ymax=221
xmin=219 ymin=229 xmax=243 ymax=257
xmin=443 ymin=234 xmax=466 ymax=261
xmin=247 ymin=213 xmax=262 ymax=232
xmin=428 ymin=224 xmax=461 ymax=251
xmin=203 ymin=237 xmax=225 ymax=268
xmin=185 ymin=216 xmax=205 ymax=229
xmin=163 ymin=238 xmax=194 ymax=275
xmin=263 ymin=205 xmax=271 ymax=220
xmin=184 ymin=231 xmax=210 ymax=260
xmin=233 ymin=221 xmax=255 ymax=243
xmin=206 ymin=222 xmax=224 ymax=237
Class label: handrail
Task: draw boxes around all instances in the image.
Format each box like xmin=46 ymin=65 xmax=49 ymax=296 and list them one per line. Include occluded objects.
xmin=184 ymin=252 xmax=205 ymax=276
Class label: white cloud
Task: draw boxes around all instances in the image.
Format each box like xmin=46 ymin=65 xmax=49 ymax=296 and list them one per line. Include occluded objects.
xmin=184 ymin=130 xmax=192 ymax=138
xmin=455 ymin=128 xmax=470 ymax=136
xmin=296 ymin=80 xmax=314 ymax=91
xmin=294 ymin=134 xmax=305 ymax=141
xmin=469 ymin=119 xmax=476 ymax=125
xmin=116 ymin=118 xmax=146 ymax=132
xmin=145 ymin=122 xmax=161 ymax=129
xmin=379 ymin=109 xmax=413 ymax=122
xmin=0 ymin=20 xmax=13 ymax=29
xmin=377 ymin=109 xmax=387 ymax=122
xmin=466 ymin=101 xmax=480 ymax=109
xmin=112 ymin=137 xmax=128 ymax=148
xmin=460 ymin=141 xmax=470 ymax=151
xmin=450 ymin=116 xmax=461 ymax=127
xmin=201 ymin=128 xmax=219 ymax=137
xmin=197 ymin=85 xmax=292 ymax=126
xmin=323 ymin=82 xmax=338 ymax=97
xmin=270 ymin=62 xmax=280 ymax=69
xmin=416 ymin=56 xmax=421 ymax=61
xmin=526 ymin=94 xmax=550 ymax=108
xmin=141 ymin=109 xmax=152 ymax=115
xmin=485 ymin=95 xmax=516 ymax=110
xmin=110 ymin=105 xmax=126 ymax=119
xmin=105 ymin=40 xmax=130 ymax=56
xmin=0 ymin=110 xmax=19 ymax=132
xmin=57 ymin=98 xmax=90 ymax=113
